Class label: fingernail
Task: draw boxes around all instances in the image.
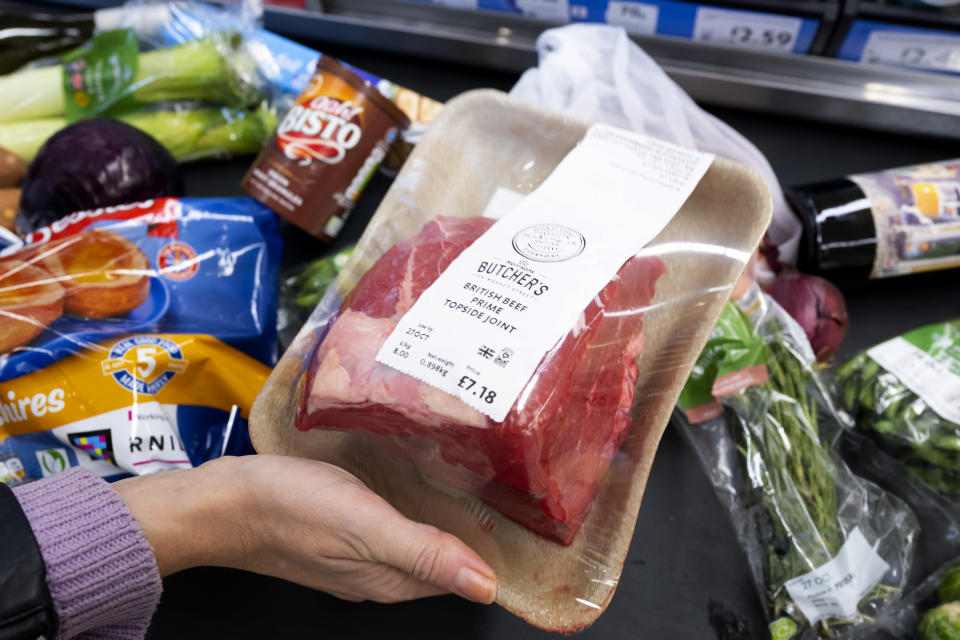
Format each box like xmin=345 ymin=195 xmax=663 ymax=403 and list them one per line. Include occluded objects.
xmin=453 ymin=567 xmax=497 ymax=604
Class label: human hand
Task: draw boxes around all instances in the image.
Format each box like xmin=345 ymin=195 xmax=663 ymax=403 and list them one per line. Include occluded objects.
xmin=113 ymin=455 xmax=497 ymax=604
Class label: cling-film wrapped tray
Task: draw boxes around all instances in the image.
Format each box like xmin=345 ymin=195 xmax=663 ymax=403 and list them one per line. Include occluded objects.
xmin=249 ymin=89 xmax=772 ymax=631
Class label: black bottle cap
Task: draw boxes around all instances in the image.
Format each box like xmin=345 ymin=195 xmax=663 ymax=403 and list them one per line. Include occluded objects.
xmin=787 ymin=178 xmax=877 ymax=281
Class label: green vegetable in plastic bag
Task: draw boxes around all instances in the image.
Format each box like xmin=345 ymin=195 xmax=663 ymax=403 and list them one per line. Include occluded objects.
xmin=0 ymin=104 xmax=274 ymax=163
xmin=277 ymin=247 xmax=353 ymax=352
xmin=920 ymin=601 xmax=960 ymax=640
xmin=835 ymin=319 xmax=960 ymax=495
xmin=676 ymin=290 xmax=918 ymax=639
xmin=941 ymin=563 xmax=960 ymax=604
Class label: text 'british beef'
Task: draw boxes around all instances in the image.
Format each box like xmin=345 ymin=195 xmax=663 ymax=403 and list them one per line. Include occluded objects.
xmin=297 ymin=216 xmax=665 ymax=544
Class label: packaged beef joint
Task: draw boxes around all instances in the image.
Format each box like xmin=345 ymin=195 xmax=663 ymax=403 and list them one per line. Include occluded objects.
xmin=0 ymin=198 xmax=280 ymax=482
xmin=250 ymin=90 xmax=772 ymax=630
xmin=298 ymin=216 xmax=666 ymax=543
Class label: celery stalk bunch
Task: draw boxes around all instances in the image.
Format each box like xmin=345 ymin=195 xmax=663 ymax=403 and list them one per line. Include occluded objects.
xmin=0 ymin=32 xmax=262 ymax=123
xmin=0 ymin=104 xmax=276 ymax=163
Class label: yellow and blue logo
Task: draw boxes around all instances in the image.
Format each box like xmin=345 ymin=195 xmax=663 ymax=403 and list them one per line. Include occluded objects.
xmin=101 ymin=336 xmax=189 ymax=395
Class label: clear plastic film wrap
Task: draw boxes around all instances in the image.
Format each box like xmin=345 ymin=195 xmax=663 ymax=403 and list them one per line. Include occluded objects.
xmin=277 ymin=246 xmax=353 ymax=353
xmin=249 ymin=90 xmax=772 ymax=631
xmin=0 ymin=197 xmax=280 ymax=483
xmin=0 ymin=0 xmax=275 ymax=164
xmin=674 ymin=287 xmax=919 ymax=639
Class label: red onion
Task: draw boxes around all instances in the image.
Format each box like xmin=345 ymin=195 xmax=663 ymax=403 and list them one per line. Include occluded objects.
xmin=764 ymin=271 xmax=849 ymax=362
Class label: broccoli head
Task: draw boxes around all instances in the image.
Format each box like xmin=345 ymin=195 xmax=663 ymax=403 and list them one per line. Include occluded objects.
xmin=920 ymin=601 xmax=960 ymax=640
xmin=940 ymin=564 xmax=960 ymax=604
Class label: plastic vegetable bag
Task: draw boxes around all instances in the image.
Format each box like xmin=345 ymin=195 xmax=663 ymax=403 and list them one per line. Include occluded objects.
xmin=0 ymin=0 xmax=275 ymax=163
xmin=834 ymin=320 xmax=960 ymax=552
xmin=675 ymin=291 xmax=918 ymax=639
xmin=843 ymin=557 xmax=960 ymax=640
xmin=509 ymin=23 xmax=801 ymax=265
xmin=250 ymin=90 xmax=772 ymax=630
xmin=0 ymin=197 xmax=280 ymax=483
xmin=277 ymin=246 xmax=353 ymax=353
xmin=836 ymin=319 xmax=960 ymax=494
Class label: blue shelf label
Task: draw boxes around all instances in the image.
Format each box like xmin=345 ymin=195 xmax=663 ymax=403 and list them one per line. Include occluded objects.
xmin=838 ymin=20 xmax=960 ymax=74
xmin=402 ymin=0 xmax=818 ymax=52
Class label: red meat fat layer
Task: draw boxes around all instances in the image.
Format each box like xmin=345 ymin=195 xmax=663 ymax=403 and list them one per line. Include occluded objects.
xmin=297 ymin=216 xmax=665 ymax=545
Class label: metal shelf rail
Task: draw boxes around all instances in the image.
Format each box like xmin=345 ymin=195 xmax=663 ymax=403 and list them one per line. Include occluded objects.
xmin=38 ymin=0 xmax=960 ymax=139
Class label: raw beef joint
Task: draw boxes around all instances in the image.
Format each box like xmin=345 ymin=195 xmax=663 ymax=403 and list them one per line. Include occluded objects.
xmin=297 ymin=216 xmax=665 ymax=544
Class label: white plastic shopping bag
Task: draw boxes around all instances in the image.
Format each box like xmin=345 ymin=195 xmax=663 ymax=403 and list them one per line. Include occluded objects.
xmin=510 ymin=24 xmax=801 ymax=264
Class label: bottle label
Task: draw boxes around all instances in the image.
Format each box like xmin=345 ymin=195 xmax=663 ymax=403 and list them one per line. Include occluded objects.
xmin=849 ymin=160 xmax=960 ymax=278
xmin=62 ymin=28 xmax=139 ymax=122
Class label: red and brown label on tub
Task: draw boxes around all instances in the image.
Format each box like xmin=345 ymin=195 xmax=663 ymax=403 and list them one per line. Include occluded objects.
xmin=242 ymin=56 xmax=410 ymax=242
xmin=278 ymin=93 xmax=364 ymax=164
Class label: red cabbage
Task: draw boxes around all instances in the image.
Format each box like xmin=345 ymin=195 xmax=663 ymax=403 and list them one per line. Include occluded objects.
xmin=17 ymin=119 xmax=182 ymax=233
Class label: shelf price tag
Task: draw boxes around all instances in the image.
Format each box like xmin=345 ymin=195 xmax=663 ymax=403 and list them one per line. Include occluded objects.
xmin=861 ymin=30 xmax=960 ymax=73
xmin=434 ymin=0 xmax=479 ymax=8
xmin=605 ymin=1 xmax=659 ymax=35
xmin=693 ymin=7 xmax=801 ymax=54
xmin=515 ymin=0 xmax=570 ymax=22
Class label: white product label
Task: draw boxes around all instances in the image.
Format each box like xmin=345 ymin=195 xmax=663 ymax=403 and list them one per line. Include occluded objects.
xmin=516 ymin=0 xmax=570 ymax=22
xmin=784 ymin=528 xmax=889 ymax=624
xmin=605 ymin=1 xmax=659 ymax=35
xmin=868 ymin=337 xmax=960 ymax=424
xmin=47 ymin=402 xmax=192 ymax=477
xmin=375 ymin=124 xmax=713 ymax=421
xmin=693 ymin=8 xmax=801 ymax=53
xmin=434 ymin=0 xmax=478 ymax=9
xmin=860 ymin=30 xmax=960 ymax=73
xmin=482 ymin=187 xmax=525 ymax=220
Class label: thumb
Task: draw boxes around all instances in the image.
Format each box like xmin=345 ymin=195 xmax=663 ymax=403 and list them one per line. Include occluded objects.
xmin=365 ymin=510 xmax=498 ymax=604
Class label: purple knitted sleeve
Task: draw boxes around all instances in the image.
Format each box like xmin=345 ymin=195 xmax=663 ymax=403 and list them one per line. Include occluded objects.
xmin=12 ymin=468 xmax=162 ymax=640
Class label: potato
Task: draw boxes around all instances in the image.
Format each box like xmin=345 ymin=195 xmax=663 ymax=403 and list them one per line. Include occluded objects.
xmin=0 ymin=187 xmax=18 ymax=231
xmin=0 ymin=146 xmax=27 ymax=188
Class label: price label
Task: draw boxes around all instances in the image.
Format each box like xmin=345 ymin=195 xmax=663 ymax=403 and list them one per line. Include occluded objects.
xmin=693 ymin=8 xmax=801 ymax=53
xmin=861 ymin=30 xmax=960 ymax=73
xmin=784 ymin=528 xmax=889 ymax=624
xmin=434 ymin=0 xmax=478 ymax=8
xmin=605 ymin=1 xmax=659 ymax=35
xmin=375 ymin=125 xmax=713 ymax=422
xmin=868 ymin=336 xmax=960 ymax=424
xmin=516 ymin=0 xmax=570 ymax=22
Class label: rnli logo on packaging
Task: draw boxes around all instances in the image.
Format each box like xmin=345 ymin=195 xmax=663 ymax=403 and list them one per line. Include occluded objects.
xmin=157 ymin=241 xmax=199 ymax=281
xmin=276 ymin=95 xmax=364 ymax=164
xmin=102 ymin=336 xmax=189 ymax=395
xmin=512 ymin=224 xmax=586 ymax=262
